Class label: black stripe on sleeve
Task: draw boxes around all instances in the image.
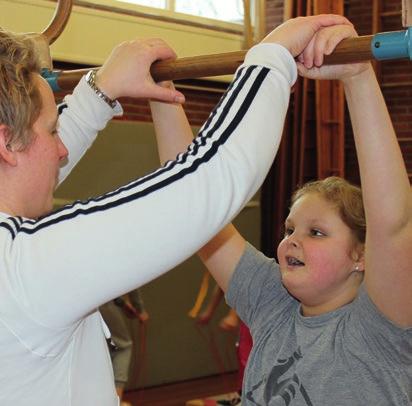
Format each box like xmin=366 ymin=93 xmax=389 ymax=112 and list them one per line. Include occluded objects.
xmin=0 ymin=222 xmax=16 ymax=239
xmin=58 ymin=103 xmax=68 ymax=115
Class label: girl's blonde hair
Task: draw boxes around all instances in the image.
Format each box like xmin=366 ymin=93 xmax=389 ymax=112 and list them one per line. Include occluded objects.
xmin=291 ymin=176 xmax=366 ymax=244
xmin=0 ymin=28 xmax=42 ymax=150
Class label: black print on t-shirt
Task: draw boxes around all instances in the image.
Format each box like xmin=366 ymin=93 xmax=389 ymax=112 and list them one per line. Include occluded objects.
xmin=246 ymin=348 xmax=313 ymax=405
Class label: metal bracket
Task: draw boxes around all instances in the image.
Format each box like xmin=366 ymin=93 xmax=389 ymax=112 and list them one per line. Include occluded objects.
xmin=372 ymin=27 xmax=412 ymax=60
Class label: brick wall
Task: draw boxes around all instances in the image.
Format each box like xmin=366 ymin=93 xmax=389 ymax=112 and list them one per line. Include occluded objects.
xmin=266 ymin=0 xmax=285 ymax=32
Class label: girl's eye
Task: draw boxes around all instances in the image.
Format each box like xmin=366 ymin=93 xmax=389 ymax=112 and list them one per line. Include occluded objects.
xmin=284 ymin=227 xmax=294 ymax=236
xmin=310 ymin=229 xmax=324 ymax=237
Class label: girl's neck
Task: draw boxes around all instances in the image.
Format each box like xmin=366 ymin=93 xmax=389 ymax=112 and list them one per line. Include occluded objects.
xmin=301 ymin=277 xmax=362 ymax=317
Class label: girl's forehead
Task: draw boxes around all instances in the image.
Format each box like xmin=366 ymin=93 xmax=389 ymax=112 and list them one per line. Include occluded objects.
xmin=287 ymin=194 xmax=339 ymax=221
xmin=291 ymin=193 xmax=334 ymax=211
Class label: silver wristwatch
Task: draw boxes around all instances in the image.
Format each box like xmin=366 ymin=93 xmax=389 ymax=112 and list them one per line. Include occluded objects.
xmin=85 ymin=70 xmax=117 ymax=108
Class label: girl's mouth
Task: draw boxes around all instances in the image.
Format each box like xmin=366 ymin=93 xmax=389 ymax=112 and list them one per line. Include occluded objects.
xmin=286 ymin=256 xmax=305 ymax=266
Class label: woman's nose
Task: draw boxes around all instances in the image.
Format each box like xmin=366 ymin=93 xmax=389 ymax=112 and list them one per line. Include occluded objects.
xmin=57 ymin=136 xmax=68 ymax=160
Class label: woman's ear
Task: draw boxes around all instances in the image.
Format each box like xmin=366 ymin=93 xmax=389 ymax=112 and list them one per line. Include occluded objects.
xmin=0 ymin=125 xmax=17 ymax=166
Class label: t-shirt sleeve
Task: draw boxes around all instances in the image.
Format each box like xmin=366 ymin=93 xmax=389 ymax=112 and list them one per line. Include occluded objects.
xmin=226 ymin=242 xmax=294 ymax=332
xmin=354 ymin=286 xmax=412 ymax=369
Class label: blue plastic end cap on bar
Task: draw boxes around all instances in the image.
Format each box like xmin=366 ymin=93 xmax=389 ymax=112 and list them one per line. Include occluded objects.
xmin=41 ymin=68 xmax=61 ymax=92
xmin=371 ymin=28 xmax=412 ymax=61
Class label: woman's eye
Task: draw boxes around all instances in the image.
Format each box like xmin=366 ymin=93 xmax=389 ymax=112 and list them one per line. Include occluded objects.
xmin=284 ymin=227 xmax=293 ymax=236
xmin=51 ymin=124 xmax=60 ymax=137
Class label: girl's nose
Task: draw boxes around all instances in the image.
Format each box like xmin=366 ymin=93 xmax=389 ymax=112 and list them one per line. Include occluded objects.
xmin=286 ymin=233 xmax=300 ymax=248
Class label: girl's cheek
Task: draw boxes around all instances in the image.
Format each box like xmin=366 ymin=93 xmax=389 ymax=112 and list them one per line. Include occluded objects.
xmin=307 ymin=251 xmax=337 ymax=285
xmin=276 ymin=240 xmax=286 ymax=264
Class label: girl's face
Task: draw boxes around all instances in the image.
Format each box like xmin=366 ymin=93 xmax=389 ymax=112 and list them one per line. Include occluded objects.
xmin=277 ymin=193 xmax=363 ymax=315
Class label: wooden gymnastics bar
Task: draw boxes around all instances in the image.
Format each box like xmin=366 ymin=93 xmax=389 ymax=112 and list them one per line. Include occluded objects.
xmin=56 ymin=35 xmax=373 ymax=91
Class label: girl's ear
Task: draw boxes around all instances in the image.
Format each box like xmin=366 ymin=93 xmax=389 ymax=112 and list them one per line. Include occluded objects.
xmin=0 ymin=125 xmax=17 ymax=166
xmin=352 ymin=243 xmax=365 ymax=273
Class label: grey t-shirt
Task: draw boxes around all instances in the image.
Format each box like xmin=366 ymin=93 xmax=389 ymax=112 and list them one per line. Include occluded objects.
xmin=227 ymin=242 xmax=412 ymax=405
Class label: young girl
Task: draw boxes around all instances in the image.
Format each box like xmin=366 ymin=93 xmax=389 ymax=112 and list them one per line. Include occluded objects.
xmin=151 ymin=19 xmax=412 ymax=405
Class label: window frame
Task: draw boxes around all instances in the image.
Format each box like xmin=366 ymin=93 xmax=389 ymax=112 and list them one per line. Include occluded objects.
xmin=81 ymin=0 xmax=251 ymax=34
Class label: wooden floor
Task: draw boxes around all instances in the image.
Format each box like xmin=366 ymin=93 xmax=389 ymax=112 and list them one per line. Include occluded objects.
xmin=123 ymin=371 xmax=238 ymax=406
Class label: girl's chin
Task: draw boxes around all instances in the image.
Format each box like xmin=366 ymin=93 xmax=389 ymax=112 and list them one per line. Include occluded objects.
xmin=281 ymin=272 xmax=306 ymax=294
xmin=280 ymin=273 xmax=296 ymax=290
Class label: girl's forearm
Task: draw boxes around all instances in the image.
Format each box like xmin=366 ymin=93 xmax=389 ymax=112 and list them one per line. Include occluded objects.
xmin=150 ymin=97 xmax=194 ymax=165
xmin=344 ymin=66 xmax=411 ymax=234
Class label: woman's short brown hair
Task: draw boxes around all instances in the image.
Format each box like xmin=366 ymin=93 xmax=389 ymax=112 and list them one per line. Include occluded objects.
xmin=291 ymin=176 xmax=366 ymax=244
xmin=0 ymin=28 xmax=42 ymax=150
